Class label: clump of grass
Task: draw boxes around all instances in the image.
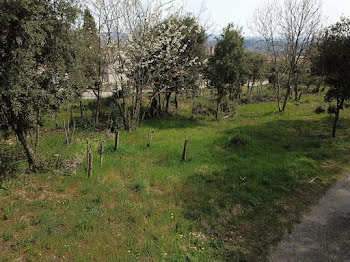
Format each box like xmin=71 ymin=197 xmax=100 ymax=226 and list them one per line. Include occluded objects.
xmin=1 ymin=231 xmax=13 ymax=242
xmin=227 ymin=133 xmax=251 ymax=147
xmin=131 ymin=179 xmax=149 ymax=192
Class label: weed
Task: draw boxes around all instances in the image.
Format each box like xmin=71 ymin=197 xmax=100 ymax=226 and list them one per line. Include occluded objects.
xmin=227 ymin=133 xmax=251 ymax=147
xmin=315 ymin=106 xmax=326 ymax=114
xmin=131 ymin=179 xmax=149 ymax=192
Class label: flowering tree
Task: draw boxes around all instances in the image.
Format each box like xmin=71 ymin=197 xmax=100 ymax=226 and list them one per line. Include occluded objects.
xmin=109 ymin=1 xmax=201 ymax=130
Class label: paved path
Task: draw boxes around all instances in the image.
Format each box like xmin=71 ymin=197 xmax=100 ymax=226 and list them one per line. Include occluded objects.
xmin=270 ymin=173 xmax=350 ymax=262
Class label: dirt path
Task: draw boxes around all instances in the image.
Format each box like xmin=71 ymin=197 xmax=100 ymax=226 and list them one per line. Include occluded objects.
xmin=270 ymin=173 xmax=350 ymax=262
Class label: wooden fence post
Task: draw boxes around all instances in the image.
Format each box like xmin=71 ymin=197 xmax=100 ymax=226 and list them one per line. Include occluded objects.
xmin=99 ymin=141 xmax=104 ymax=167
xmin=147 ymin=129 xmax=155 ymax=148
xmin=64 ymin=120 xmax=69 ymax=144
xmin=88 ymin=150 xmax=93 ymax=178
xmin=86 ymin=139 xmax=90 ymax=172
xmin=114 ymin=129 xmax=120 ymax=152
xmin=182 ymin=139 xmax=189 ymax=161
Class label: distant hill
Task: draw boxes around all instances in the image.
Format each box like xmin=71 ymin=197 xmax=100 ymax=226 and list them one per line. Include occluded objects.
xmin=207 ymin=34 xmax=267 ymax=51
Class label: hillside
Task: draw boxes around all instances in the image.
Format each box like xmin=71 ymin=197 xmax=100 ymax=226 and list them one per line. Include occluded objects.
xmin=1 ymin=89 xmax=350 ymax=261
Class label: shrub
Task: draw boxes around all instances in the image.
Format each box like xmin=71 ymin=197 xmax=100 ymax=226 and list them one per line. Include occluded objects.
xmin=315 ymin=106 xmax=326 ymax=114
xmin=75 ymin=117 xmax=96 ymax=130
xmin=327 ymin=105 xmax=337 ymax=115
xmin=220 ymin=99 xmax=236 ymax=114
xmin=192 ymin=101 xmax=216 ymax=116
xmin=227 ymin=133 xmax=251 ymax=147
xmin=240 ymin=98 xmax=250 ymax=105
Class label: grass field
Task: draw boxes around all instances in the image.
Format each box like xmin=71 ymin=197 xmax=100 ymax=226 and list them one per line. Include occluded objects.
xmin=1 ymin=89 xmax=350 ymax=261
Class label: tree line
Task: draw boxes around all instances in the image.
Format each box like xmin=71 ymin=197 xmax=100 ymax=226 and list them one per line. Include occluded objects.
xmin=0 ymin=0 xmax=349 ymax=170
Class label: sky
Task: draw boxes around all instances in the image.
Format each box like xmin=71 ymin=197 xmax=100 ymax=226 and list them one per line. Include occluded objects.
xmin=176 ymin=0 xmax=350 ymax=35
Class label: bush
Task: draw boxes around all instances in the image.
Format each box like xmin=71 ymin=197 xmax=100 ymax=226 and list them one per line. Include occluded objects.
xmin=328 ymin=105 xmax=337 ymax=115
xmin=240 ymin=98 xmax=250 ymax=105
xmin=315 ymin=106 xmax=326 ymax=114
xmin=220 ymin=99 xmax=236 ymax=114
xmin=75 ymin=117 xmax=96 ymax=130
xmin=192 ymin=101 xmax=216 ymax=116
xmin=227 ymin=133 xmax=251 ymax=147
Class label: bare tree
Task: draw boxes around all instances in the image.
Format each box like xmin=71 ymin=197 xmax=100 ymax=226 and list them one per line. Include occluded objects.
xmin=251 ymin=0 xmax=323 ymax=111
xmin=250 ymin=0 xmax=283 ymax=111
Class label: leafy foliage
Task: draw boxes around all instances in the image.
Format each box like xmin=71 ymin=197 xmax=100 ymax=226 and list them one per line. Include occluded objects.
xmin=207 ymin=24 xmax=246 ymax=119
xmin=313 ymin=17 xmax=350 ymax=136
xmin=0 ymin=0 xmax=87 ymax=168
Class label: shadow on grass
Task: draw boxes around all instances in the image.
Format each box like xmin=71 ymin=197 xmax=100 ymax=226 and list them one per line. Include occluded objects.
xmin=143 ymin=114 xmax=204 ymax=130
xmin=179 ymin=117 xmax=350 ymax=261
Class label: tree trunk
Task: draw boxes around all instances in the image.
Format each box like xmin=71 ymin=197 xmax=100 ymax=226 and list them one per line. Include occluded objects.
xmin=216 ymin=98 xmax=221 ymax=120
xmin=250 ymin=79 xmax=256 ymax=97
xmin=276 ymin=69 xmax=282 ymax=112
xmin=192 ymin=89 xmax=196 ymax=115
xmin=95 ymin=88 xmax=101 ymax=124
xmin=332 ymin=107 xmax=340 ymax=138
xmin=158 ymin=92 xmax=161 ymax=115
xmin=16 ymin=128 xmax=36 ymax=171
xmin=80 ymin=100 xmax=84 ymax=119
xmin=70 ymin=106 xmax=73 ymax=123
xmin=229 ymin=87 xmax=233 ymax=101
xmin=165 ymin=92 xmax=171 ymax=113
xmin=55 ymin=112 xmax=59 ymax=129
xmin=35 ymin=121 xmax=40 ymax=160
xmin=332 ymin=98 xmax=344 ymax=138
xmin=282 ymin=70 xmax=294 ymax=111
xmin=175 ymin=91 xmax=179 ymax=111
xmin=298 ymin=91 xmax=302 ymax=101
xmin=282 ymin=87 xmax=291 ymax=111
xmin=294 ymin=73 xmax=300 ymax=101
xmin=34 ymin=109 xmax=40 ymax=160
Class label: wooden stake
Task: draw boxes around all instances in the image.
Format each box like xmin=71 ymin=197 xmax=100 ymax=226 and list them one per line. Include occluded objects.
xmin=64 ymin=120 xmax=69 ymax=144
xmin=88 ymin=150 xmax=93 ymax=178
xmin=99 ymin=141 xmax=104 ymax=167
xmin=114 ymin=129 xmax=120 ymax=152
xmin=182 ymin=139 xmax=189 ymax=161
xmin=86 ymin=139 xmax=90 ymax=172
xmin=147 ymin=129 xmax=155 ymax=148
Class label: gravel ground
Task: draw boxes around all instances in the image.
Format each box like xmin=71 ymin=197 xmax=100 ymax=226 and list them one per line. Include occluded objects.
xmin=270 ymin=173 xmax=350 ymax=262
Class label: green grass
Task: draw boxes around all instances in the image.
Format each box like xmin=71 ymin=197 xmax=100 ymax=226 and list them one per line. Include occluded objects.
xmin=1 ymin=90 xmax=350 ymax=261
